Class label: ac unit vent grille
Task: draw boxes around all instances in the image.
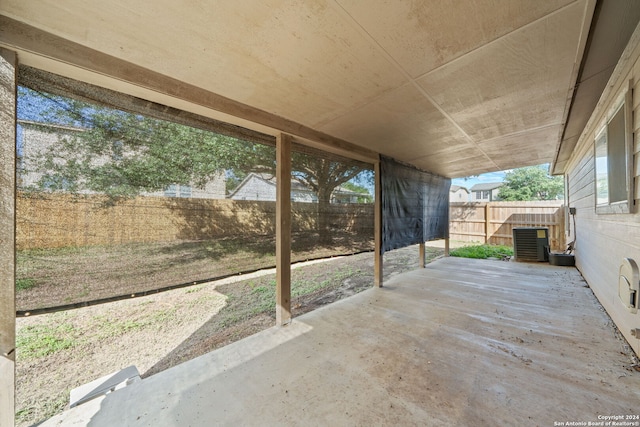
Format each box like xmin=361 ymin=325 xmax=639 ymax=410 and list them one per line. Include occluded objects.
xmin=513 ymin=227 xmax=549 ymax=262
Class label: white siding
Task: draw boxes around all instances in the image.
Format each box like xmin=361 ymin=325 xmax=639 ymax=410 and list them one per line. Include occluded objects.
xmin=450 ymin=188 xmax=469 ymax=202
xmin=19 ymin=122 xmax=83 ymax=189
xmin=230 ymin=176 xmax=278 ymax=201
xmin=229 ymin=174 xmax=317 ymax=202
xmin=565 ymin=23 xmax=640 ymax=356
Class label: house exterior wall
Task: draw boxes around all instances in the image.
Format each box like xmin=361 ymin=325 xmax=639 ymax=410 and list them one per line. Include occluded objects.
xmin=565 ymin=23 xmax=640 ymax=356
xmin=229 ymin=176 xmax=316 ymax=202
xmin=472 ymin=188 xmax=500 ymax=202
xmin=145 ymin=174 xmax=226 ymax=200
xmin=230 ymin=176 xmax=277 ymax=201
xmin=19 ymin=121 xmax=84 ymax=189
xmin=229 ymin=175 xmax=316 ymax=202
xmin=450 ymin=188 xmax=469 ymax=202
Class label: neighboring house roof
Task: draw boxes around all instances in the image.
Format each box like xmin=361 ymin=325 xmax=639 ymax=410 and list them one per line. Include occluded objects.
xmin=450 ymin=185 xmax=469 ymax=193
xmin=227 ymin=173 xmax=306 ymax=199
xmin=470 ymin=182 xmax=503 ymax=192
xmin=228 ymin=172 xmax=366 ymax=200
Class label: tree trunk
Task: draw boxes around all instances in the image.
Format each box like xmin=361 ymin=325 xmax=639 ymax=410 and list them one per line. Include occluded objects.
xmin=317 ymin=186 xmax=333 ymax=244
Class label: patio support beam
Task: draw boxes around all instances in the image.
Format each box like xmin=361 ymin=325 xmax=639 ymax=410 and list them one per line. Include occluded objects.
xmin=374 ymin=160 xmax=383 ymax=287
xmin=0 ymin=47 xmax=17 ymax=427
xmin=419 ymin=243 xmax=426 ymax=268
xmin=445 ymin=238 xmax=450 ymax=257
xmin=276 ymin=133 xmax=292 ymax=326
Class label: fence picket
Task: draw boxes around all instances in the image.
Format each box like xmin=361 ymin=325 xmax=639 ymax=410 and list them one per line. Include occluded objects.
xmin=449 ymin=202 xmax=565 ymax=251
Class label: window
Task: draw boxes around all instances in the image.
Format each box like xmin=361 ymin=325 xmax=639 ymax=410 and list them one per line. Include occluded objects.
xmin=164 ymin=184 xmax=177 ymax=197
xmin=179 ymin=185 xmax=191 ymax=198
xmin=164 ymin=184 xmax=192 ymax=198
xmin=595 ymin=83 xmax=634 ymax=214
xmin=475 ymin=190 xmax=490 ymax=200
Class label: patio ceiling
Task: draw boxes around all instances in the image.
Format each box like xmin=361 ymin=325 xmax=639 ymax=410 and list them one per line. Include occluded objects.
xmin=0 ymin=0 xmax=615 ymax=177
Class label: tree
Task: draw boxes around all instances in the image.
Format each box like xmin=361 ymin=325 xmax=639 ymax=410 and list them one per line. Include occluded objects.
xmin=20 ymin=86 xmax=270 ymax=198
xmin=20 ymin=86 xmax=369 ymax=241
xmin=497 ymin=166 xmax=564 ymax=201
xmin=340 ymin=181 xmax=373 ymax=203
xmin=292 ymin=155 xmax=369 ymax=241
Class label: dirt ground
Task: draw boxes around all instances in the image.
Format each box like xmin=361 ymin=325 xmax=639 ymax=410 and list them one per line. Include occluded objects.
xmin=15 ymin=244 xmax=442 ymax=426
xmin=16 ymin=232 xmax=374 ymax=311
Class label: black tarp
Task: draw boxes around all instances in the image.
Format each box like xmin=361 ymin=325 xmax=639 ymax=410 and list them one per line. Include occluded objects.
xmin=381 ymin=155 xmax=450 ymax=253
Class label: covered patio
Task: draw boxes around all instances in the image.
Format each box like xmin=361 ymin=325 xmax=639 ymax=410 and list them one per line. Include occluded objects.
xmin=3 ymin=1 xmax=640 ymax=425
xmin=41 ymin=257 xmax=639 ymax=426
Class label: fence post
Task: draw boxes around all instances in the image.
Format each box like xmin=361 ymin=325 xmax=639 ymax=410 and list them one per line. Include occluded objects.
xmin=558 ymin=205 xmax=566 ymax=251
xmin=484 ymin=203 xmax=491 ymax=244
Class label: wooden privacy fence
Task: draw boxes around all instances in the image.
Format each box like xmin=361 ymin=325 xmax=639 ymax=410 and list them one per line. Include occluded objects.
xmin=450 ymin=201 xmax=566 ymax=251
xmin=16 ymin=192 xmax=374 ymax=250
xmin=18 ymin=194 xmax=565 ymax=251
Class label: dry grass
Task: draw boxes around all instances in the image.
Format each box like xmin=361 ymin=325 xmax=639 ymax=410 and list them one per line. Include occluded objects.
xmin=16 ymin=232 xmax=374 ymax=311
xmin=16 ymin=245 xmax=441 ymax=426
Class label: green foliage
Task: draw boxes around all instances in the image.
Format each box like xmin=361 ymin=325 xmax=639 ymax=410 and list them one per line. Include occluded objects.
xmin=17 ymin=323 xmax=77 ymax=359
xmin=16 ymin=278 xmax=37 ymax=291
xmin=340 ymin=181 xmax=372 ymax=202
xmin=449 ymin=245 xmax=513 ymax=259
xmin=91 ymin=308 xmax=178 ymax=339
xmin=498 ymin=165 xmax=564 ymax=201
xmin=24 ymin=86 xmax=268 ymax=199
xmin=20 ymin=86 xmax=371 ymax=239
xmin=225 ymin=170 xmax=249 ymax=194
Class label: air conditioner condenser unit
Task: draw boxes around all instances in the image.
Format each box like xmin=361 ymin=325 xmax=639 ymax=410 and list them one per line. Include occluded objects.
xmin=513 ymin=227 xmax=549 ymax=262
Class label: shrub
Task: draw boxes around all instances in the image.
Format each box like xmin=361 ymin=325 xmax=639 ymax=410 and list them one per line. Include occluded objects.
xmin=449 ymin=245 xmax=513 ymax=259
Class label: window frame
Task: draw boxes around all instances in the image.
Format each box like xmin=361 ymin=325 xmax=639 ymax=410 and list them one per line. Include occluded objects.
xmin=594 ymin=81 xmax=634 ymax=215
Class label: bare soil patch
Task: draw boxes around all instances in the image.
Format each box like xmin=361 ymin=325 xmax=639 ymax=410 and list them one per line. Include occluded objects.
xmin=16 ymin=232 xmax=373 ymax=311
xmin=15 ymin=245 xmax=442 ymax=426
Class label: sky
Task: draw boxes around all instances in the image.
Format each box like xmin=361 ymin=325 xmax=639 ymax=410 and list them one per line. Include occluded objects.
xmin=451 ymin=170 xmax=507 ymax=190
xmin=452 ymin=163 xmax=553 ymax=190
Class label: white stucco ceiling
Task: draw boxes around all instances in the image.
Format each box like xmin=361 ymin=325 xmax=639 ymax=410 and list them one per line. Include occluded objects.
xmin=0 ymin=0 xmax=597 ymax=177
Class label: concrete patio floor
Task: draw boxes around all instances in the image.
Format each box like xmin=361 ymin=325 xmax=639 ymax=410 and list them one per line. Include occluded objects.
xmin=42 ymin=257 xmax=640 ymax=426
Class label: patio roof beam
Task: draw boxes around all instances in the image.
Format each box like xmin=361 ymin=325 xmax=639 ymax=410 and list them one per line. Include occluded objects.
xmin=0 ymin=16 xmax=379 ymax=166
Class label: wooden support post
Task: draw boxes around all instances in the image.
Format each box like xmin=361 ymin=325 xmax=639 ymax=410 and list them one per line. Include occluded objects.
xmin=374 ymin=160 xmax=383 ymax=287
xmin=0 ymin=48 xmax=16 ymax=427
xmin=276 ymin=133 xmax=292 ymax=326
xmin=419 ymin=243 xmax=426 ymax=268
xmin=484 ymin=203 xmax=491 ymax=244
xmin=559 ymin=206 xmax=567 ymax=251
xmin=446 ymin=201 xmax=451 ymax=256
